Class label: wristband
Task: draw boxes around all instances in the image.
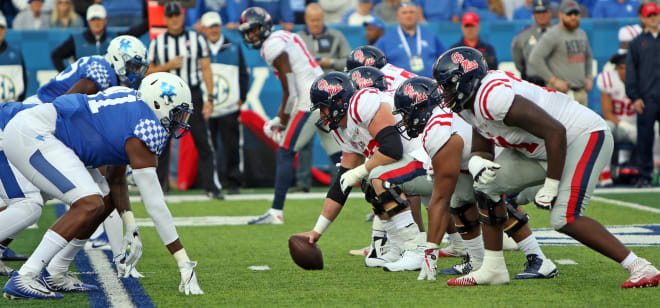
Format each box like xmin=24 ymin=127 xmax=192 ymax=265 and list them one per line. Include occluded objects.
xmin=426 ymin=242 xmax=439 ymax=249
xmin=313 ymin=215 xmax=331 ymax=235
xmin=543 ymin=177 xmax=560 ymax=193
xmin=121 ymin=211 xmax=137 ymax=226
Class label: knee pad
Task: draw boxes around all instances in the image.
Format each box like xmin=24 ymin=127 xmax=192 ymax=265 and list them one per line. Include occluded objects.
xmin=449 ymin=203 xmax=480 ymax=235
xmin=503 ymin=202 xmax=529 ymax=237
xmin=366 ymin=180 xmax=410 ymax=216
xmin=475 ymin=191 xmax=508 ymax=225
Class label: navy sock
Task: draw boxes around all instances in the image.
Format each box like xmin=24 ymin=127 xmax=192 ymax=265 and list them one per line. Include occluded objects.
xmin=272 ymin=148 xmax=296 ymax=210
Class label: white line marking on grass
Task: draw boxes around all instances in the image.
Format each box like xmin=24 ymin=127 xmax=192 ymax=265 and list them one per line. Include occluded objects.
xmin=85 ymin=247 xmax=135 ymax=308
xmin=554 ymin=259 xmax=578 ymax=265
xmin=534 ymin=224 xmax=660 ymax=246
xmin=592 ymin=196 xmax=660 ymax=214
xmin=136 ymin=216 xmax=261 ymax=227
xmin=127 ymin=192 xmax=366 ymax=204
xmin=594 ymin=187 xmax=660 ymax=194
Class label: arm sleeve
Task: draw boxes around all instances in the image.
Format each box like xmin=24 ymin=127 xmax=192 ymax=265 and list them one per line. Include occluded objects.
xmin=51 ymin=36 xmax=75 ymax=72
xmin=82 ymin=58 xmax=112 ymax=90
xmin=238 ymin=46 xmax=249 ymax=101
xmin=331 ymin=32 xmax=351 ymax=71
xmin=528 ymin=31 xmax=555 ymax=82
xmin=131 ymin=167 xmax=179 ymax=245
xmin=625 ymin=42 xmax=640 ymax=102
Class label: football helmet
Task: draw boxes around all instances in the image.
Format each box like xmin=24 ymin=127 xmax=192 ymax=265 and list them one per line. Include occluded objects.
xmin=105 ymin=35 xmax=148 ymax=89
xmin=393 ymin=77 xmax=442 ymax=139
xmin=345 ymin=45 xmax=387 ymax=71
xmin=432 ymin=47 xmax=487 ymax=113
xmin=310 ymin=72 xmax=357 ymax=132
xmin=238 ymin=7 xmax=273 ymax=49
xmin=348 ymin=66 xmax=387 ymax=91
xmin=138 ymin=72 xmax=193 ymax=138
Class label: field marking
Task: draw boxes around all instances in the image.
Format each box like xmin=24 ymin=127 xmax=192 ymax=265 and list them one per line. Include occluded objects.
xmin=127 ymin=192 xmax=365 ymax=204
xmin=85 ymin=248 xmax=135 ymax=308
xmin=533 ymin=224 xmax=660 ymax=246
xmin=136 ymin=216 xmax=261 ymax=227
xmin=592 ymin=196 xmax=660 ymax=214
xmin=594 ymin=187 xmax=660 ymax=194
xmin=554 ymin=259 xmax=578 ymax=265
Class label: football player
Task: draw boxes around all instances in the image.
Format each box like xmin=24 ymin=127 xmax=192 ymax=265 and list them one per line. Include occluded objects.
xmin=393 ymin=76 xmax=557 ymax=281
xmin=433 ymin=47 xmax=660 ymax=288
xmin=238 ymin=7 xmax=341 ymax=225
xmin=2 ymin=73 xmax=203 ymax=299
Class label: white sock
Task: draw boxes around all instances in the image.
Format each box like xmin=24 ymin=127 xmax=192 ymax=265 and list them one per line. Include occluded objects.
xmin=90 ymin=224 xmax=104 ymax=240
xmin=464 ymin=234 xmax=485 ymax=261
xmin=391 ymin=210 xmax=414 ymax=229
xmin=621 ymin=251 xmax=638 ymax=270
xmin=517 ymin=235 xmax=545 ymax=259
xmin=268 ymin=208 xmax=283 ymax=217
xmin=371 ymin=216 xmax=385 ymax=238
xmin=448 ymin=232 xmax=462 ymax=244
xmin=174 ymin=248 xmax=191 ymax=265
xmin=481 ymin=249 xmax=506 ymax=270
xmin=103 ymin=210 xmax=124 ymax=257
xmin=46 ymin=238 xmax=86 ymax=275
xmin=19 ymin=230 xmax=68 ymax=276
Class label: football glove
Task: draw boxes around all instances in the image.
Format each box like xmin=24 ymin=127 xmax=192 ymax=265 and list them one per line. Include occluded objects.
xmin=121 ymin=224 xmax=143 ymax=267
xmin=114 ymin=260 xmax=145 ymax=278
xmin=264 ymin=117 xmax=283 ymax=144
xmin=468 ymin=155 xmax=500 ymax=185
xmin=534 ymin=178 xmax=560 ymax=210
xmin=417 ymin=248 xmax=439 ymax=281
xmin=340 ymin=164 xmax=368 ymax=193
xmin=179 ymin=261 xmax=204 ymax=295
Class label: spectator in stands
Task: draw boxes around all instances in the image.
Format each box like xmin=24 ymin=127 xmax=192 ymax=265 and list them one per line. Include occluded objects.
xmin=373 ymin=0 xmax=400 ymax=23
xmin=72 ymin=0 xmax=97 ymax=21
xmin=416 ymin=0 xmax=459 ymax=22
xmin=341 ymin=0 xmax=375 ymax=26
xmin=192 ymin=0 xmax=240 ymax=30
xmin=100 ymin=0 xmax=144 ymax=27
xmin=375 ymin=1 xmax=445 ymax=77
xmin=1 ymin=1 xmax=19 ymax=27
xmin=464 ymin=0 xmax=489 ymax=10
xmin=364 ymin=16 xmax=385 ymax=45
xmin=292 ymin=0 xmax=315 ymax=24
xmin=513 ymin=0 xmax=535 ymax=20
xmin=530 ymin=0 xmax=593 ymax=106
xmin=200 ymin=11 xmax=247 ymax=195
xmin=487 ymin=0 xmax=508 ymax=20
xmin=551 ymin=0 xmax=590 ymax=17
xmin=0 ymin=14 xmax=27 ymax=102
xmin=12 ymin=0 xmax=49 ymax=30
xmin=512 ymin=0 xmax=553 ymax=85
xmin=625 ymin=2 xmax=660 ymax=187
xmin=593 ymin=0 xmax=641 ymax=18
xmin=318 ymin=0 xmax=357 ymax=24
xmin=50 ymin=4 xmax=107 ymax=71
xmin=617 ymin=3 xmax=660 ymax=51
xmin=451 ymin=12 xmax=498 ymax=69
xmin=238 ymin=0 xmax=295 ymax=31
xmin=49 ymin=0 xmax=82 ymax=28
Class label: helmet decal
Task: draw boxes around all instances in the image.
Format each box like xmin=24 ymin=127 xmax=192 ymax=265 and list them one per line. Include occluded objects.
xmin=317 ymin=79 xmax=343 ymax=96
xmin=119 ymin=38 xmax=131 ymax=53
xmin=403 ymin=84 xmax=428 ymax=104
xmin=159 ymin=82 xmax=176 ymax=104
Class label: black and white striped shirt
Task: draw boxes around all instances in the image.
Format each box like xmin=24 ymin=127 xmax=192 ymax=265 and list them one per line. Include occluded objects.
xmin=148 ymin=30 xmax=210 ymax=87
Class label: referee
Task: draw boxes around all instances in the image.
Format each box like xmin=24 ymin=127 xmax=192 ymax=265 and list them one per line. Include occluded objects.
xmin=147 ymin=1 xmax=222 ymax=199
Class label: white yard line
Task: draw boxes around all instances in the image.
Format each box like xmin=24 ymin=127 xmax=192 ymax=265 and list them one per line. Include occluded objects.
xmin=85 ymin=248 xmax=135 ymax=308
xmin=128 ymin=192 xmax=365 ymax=203
xmin=592 ymin=196 xmax=660 ymax=214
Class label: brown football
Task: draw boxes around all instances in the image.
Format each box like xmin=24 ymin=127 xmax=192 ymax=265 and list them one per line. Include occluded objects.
xmin=288 ymin=235 xmax=323 ymax=270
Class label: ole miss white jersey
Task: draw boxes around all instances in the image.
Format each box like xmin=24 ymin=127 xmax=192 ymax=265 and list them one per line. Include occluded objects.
xmin=459 ymin=70 xmax=607 ymax=160
xmin=422 ymin=108 xmax=473 ymax=171
xmin=332 ymin=88 xmax=423 ymax=159
xmin=260 ymin=30 xmax=323 ymax=111
xmin=596 ymin=69 xmax=636 ymax=125
xmin=381 ymin=63 xmax=417 ymax=91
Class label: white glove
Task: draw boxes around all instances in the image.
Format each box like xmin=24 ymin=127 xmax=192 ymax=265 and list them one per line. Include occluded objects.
xmin=263 ymin=117 xmax=283 ymax=143
xmin=114 ymin=260 xmax=145 ymax=278
xmin=179 ymin=261 xmax=204 ymax=295
xmin=617 ymin=121 xmax=637 ymax=142
xmin=121 ymin=224 xmax=143 ymax=267
xmin=468 ymin=156 xmax=501 ymax=185
xmin=417 ymin=248 xmax=439 ymax=281
xmin=340 ymin=164 xmax=369 ymax=193
xmin=534 ymin=178 xmax=560 ymax=210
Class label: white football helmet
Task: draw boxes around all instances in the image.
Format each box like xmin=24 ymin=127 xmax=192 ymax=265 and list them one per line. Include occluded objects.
xmin=105 ymin=35 xmax=148 ymax=89
xmin=138 ymin=72 xmax=193 ymax=138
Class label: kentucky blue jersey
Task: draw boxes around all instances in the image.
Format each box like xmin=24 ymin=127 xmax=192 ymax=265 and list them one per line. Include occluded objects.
xmin=37 ymin=56 xmax=118 ymax=103
xmin=51 ymin=87 xmax=168 ymax=168
xmin=0 ymin=102 xmax=35 ymax=130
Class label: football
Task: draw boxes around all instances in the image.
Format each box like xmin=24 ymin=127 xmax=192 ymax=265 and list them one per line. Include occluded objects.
xmin=288 ymin=235 xmax=323 ymax=270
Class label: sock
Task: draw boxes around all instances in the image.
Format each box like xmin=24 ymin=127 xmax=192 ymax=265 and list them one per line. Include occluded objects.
xmin=464 ymin=234 xmax=485 ymax=261
xmin=448 ymin=232 xmax=462 ymax=245
xmin=382 ymin=219 xmax=400 ymax=251
xmin=272 ymin=148 xmax=296 ymax=211
xmin=19 ymin=230 xmax=68 ymax=276
xmin=371 ymin=216 xmax=385 ymax=239
xmin=517 ymin=235 xmax=545 ymax=259
xmin=174 ymin=248 xmax=191 ymax=265
xmin=481 ymin=249 xmax=506 ymax=270
xmin=46 ymin=238 xmax=86 ymax=275
xmin=391 ymin=210 xmax=414 ymax=229
xmin=90 ymin=224 xmax=104 ymax=240
xmin=104 ymin=210 xmax=124 ymax=258
xmin=621 ymin=251 xmax=638 ymax=270
xmin=268 ymin=208 xmax=283 ymax=218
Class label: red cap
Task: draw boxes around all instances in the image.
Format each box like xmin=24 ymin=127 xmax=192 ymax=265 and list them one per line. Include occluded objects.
xmin=641 ymin=3 xmax=660 ymax=17
xmin=462 ymin=12 xmax=479 ymax=26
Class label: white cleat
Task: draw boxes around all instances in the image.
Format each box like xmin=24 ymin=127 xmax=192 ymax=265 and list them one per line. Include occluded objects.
xmin=39 ymin=269 xmax=98 ymax=292
xmin=447 ymin=266 xmax=510 ymax=286
xmin=438 ymin=241 xmax=467 ymax=258
xmin=365 ymin=237 xmax=396 ymax=268
xmin=247 ymin=212 xmax=284 ymax=225
xmin=0 ymin=260 xmax=15 ymax=277
xmin=383 ymin=249 xmax=424 ymax=272
xmin=622 ymin=258 xmax=660 ymax=288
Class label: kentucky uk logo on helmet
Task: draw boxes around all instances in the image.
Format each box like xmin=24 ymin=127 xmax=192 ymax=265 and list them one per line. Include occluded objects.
xmin=160 ymin=82 xmax=176 ymax=104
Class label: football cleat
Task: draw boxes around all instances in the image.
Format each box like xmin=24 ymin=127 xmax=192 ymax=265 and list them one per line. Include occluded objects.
xmin=349 ymin=245 xmax=370 ymax=257
xmin=383 ymin=249 xmax=424 ymax=272
xmin=438 ymin=254 xmax=482 ymax=275
xmin=447 ymin=267 xmax=510 ymax=286
xmin=3 ymin=272 xmax=63 ymax=299
xmin=248 ymin=212 xmax=284 ymax=225
xmin=0 ymin=260 xmax=15 ymax=276
xmin=179 ymin=261 xmax=204 ymax=295
xmin=39 ymin=269 xmax=98 ymax=292
xmin=513 ymin=254 xmax=558 ymax=279
xmin=438 ymin=241 xmax=467 ymax=258
xmin=365 ymin=237 xmax=395 ymax=268
xmin=2 ymin=248 xmax=28 ymax=261
xmin=89 ymin=231 xmax=110 ymax=249
xmin=621 ymin=258 xmax=660 ymax=288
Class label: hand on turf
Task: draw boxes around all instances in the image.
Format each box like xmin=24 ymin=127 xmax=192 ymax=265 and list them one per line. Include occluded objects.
xmin=115 ymin=261 xmax=145 ymax=278
xmin=179 ymin=261 xmax=204 ymax=295
xmin=417 ymin=248 xmax=438 ymax=281
xmin=121 ymin=225 xmax=143 ymax=267
xmin=297 ymin=231 xmax=321 ymax=244
xmin=340 ymin=164 xmax=368 ymax=193
xmin=534 ymin=178 xmax=560 ymax=210
xmin=468 ymin=156 xmax=500 ymax=185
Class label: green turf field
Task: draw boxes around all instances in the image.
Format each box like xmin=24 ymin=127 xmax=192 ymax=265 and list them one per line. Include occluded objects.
xmin=2 ymin=190 xmax=660 ymax=307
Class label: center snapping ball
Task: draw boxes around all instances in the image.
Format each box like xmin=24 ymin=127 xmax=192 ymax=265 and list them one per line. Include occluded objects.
xmin=288 ymin=235 xmax=323 ymax=270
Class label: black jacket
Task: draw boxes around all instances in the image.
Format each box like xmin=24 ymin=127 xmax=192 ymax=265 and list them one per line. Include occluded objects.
xmin=625 ymin=31 xmax=660 ymax=102
xmin=451 ymin=37 xmax=499 ymax=70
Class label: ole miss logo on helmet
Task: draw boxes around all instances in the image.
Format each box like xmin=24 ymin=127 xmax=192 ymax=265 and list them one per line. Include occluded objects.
xmin=317 ymin=79 xmax=343 ymax=96
xmin=451 ymin=52 xmax=478 ymax=73
xmin=354 ymin=49 xmax=375 ymax=66
xmin=351 ymin=71 xmax=374 ymax=88
xmin=403 ymin=84 xmax=428 ymax=104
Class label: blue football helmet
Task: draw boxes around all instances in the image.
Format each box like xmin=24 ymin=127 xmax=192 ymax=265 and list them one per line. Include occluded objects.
xmin=345 ymin=45 xmax=387 ymax=71
xmin=348 ymin=66 xmax=387 ymax=91
xmin=432 ymin=47 xmax=488 ymax=113
xmin=310 ymin=72 xmax=357 ymax=132
xmin=393 ymin=77 xmax=442 ymax=139
xmin=238 ymin=7 xmax=273 ymax=49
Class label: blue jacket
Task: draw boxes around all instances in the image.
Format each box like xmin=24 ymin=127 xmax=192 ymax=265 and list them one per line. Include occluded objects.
xmin=414 ymin=0 xmax=458 ymax=21
xmin=374 ymin=25 xmax=445 ymax=78
xmin=513 ymin=6 xmax=532 ymax=20
xmin=625 ymin=31 xmax=660 ymax=101
xmin=592 ymin=0 xmax=640 ymax=19
xmin=236 ymin=0 xmax=294 ymax=24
